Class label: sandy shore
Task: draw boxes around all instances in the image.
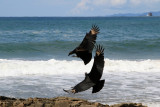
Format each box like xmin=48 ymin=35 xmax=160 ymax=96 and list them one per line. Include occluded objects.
xmin=0 ymin=96 xmax=147 ymax=107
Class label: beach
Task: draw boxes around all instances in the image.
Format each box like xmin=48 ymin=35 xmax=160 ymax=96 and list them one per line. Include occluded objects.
xmin=0 ymin=17 xmax=160 ymax=107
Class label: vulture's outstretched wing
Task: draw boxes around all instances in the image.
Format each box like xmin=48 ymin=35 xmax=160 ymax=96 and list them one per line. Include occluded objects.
xmin=88 ymin=45 xmax=105 ymax=83
xmin=78 ymin=25 xmax=99 ymax=53
xmin=63 ymin=74 xmax=95 ymax=93
xmin=68 ymin=25 xmax=100 ymax=65
xmin=73 ymin=74 xmax=95 ymax=93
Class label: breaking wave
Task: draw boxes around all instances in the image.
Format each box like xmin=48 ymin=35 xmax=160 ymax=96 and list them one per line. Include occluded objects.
xmin=0 ymin=58 xmax=160 ymax=77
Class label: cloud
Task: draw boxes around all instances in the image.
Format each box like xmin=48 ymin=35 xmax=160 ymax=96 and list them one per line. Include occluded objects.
xmin=92 ymin=0 xmax=108 ymax=5
xmin=130 ymin=0 xmax=141 ymax=5
xmin=93 ymin=0 xmax=127 ymax=6
xmin=110 ymin=0 xmax=127 ymax=6
xmin=71 ymin=0 xmax=160 ymax=16
xmin=72 ymin=0 xmax=128 ymax=14
xmin=72 ymin=0 xmax=91 ymax=14
xmin=130 ymin=0 xmax=160 ymax=5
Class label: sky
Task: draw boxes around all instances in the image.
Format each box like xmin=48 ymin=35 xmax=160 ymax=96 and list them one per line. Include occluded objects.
xmin=0 ymin=0 xmax=160 ymax=17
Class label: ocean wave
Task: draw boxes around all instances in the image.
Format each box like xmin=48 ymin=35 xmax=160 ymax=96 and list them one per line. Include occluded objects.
xmin=0 ymin=58 xmax=160 ymax=77
xmin=1 ymin=40 xmax=160 ymax=59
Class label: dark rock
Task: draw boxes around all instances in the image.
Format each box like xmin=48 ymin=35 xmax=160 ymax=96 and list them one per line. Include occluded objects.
xmin=110 ymin=103 xmax=147 ymax=107
xmin=0 ymin=96 xmax=147 ymax=107
xmin=0 ymin=96 xmax=16 ymax=100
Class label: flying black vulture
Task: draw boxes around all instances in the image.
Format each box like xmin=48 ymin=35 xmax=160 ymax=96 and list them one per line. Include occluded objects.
xmin=68 ymin=25 xmax=100 ymax=65
xmin=64 ymin=45 xmax=105 ymax=93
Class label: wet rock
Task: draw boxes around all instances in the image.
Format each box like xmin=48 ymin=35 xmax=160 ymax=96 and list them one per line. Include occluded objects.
xmin=0 ymin=96 xmax=147 ymax=107
xmin=110 ymin=103 xmax=147 ymax=107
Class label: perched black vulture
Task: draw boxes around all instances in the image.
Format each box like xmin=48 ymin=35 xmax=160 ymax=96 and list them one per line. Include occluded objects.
xmin=64 ymin=45 xmax=105 ymax=93
xmin=68 ymin=25 xmax=100 ymax=65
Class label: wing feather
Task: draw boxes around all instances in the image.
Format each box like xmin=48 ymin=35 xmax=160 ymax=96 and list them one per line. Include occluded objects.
xmin=68 ymin=25 xmax=100 ymax=65
xmin=78 ymin=25 xmax=99 ymax=53
xmin=88 ymin=45 xmax=105 ymax=83
xmin=73 ymin=75 xmax=95 ymax=93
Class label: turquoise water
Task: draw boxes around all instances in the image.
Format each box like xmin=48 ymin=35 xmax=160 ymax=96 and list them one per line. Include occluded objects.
xmin=0 ymin=17 xmax=160 ymax=59
xmin=0 ymin=17 xmax=160 ymax=107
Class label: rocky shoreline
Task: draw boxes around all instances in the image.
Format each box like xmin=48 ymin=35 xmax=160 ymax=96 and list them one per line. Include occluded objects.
xmin=0 ymin=96 xmax=147 ymax=107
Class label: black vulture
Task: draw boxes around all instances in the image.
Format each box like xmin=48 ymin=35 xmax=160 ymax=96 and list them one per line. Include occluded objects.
xmin=68 ymin=25 xmax=100 ymax=65
xmin=64 ymin=45 xmax=105 ymax=93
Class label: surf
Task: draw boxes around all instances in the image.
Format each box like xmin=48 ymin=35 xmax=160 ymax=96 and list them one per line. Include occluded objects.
xmin=0 ymin=58 xmax=160 ymax=77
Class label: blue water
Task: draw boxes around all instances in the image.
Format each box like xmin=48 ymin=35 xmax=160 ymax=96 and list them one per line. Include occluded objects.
xmin=1 ymin=17 xmax=160 ymax=107
xmin=0 ymin=17 xmax=160 ymax=60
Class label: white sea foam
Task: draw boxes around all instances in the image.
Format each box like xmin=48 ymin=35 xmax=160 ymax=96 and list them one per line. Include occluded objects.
xmin=0 ymin=58 xmax=160 ymax=77
xmin=105 ymin=59 xmax=160 ymax=72
xmin=145 ymin=103 xmax=160 ymax=107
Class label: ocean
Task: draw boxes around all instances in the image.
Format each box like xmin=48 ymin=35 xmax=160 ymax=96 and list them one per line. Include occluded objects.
xmin=0 ymin=17 xmax=160 ymax=107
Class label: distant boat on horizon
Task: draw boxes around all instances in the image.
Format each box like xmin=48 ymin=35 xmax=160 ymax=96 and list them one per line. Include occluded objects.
xmin=147 ymin=12 xmax=152 ymax=16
